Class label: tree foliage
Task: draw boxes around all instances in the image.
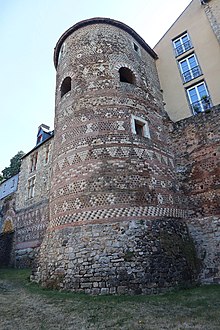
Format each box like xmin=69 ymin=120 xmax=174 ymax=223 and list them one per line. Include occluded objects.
xmin=2 ymin=151 xmax=25 ymax=180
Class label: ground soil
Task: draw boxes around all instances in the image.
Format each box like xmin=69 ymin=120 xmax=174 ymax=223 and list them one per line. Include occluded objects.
xmin=0 ymin=270 xmax=220 ymax=330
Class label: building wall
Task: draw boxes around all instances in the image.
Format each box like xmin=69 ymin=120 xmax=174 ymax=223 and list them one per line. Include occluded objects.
xmin=0 ymin=174 xmax=19 ymax=200
xmin=1 ymin=14 xmax=219 ymax=291
xmin=16 ymin=138 xmax=52 ymax=209
xmin=14 ymin=137 xmax=53 ymax=267
xmin=154 ymin=0 xmax=220 ymax=122
xmin=171 ymin=106 xmax=220 ymax=283
xmin=204 ymin=0 xmax=220 ymax=43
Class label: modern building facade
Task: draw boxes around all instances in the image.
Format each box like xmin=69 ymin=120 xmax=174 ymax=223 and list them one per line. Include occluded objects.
xmin=154 ymin=0 xmax=220 ymax=121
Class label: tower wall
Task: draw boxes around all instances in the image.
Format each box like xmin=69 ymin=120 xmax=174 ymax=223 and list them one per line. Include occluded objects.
xmin=33 ymin=19 xmax=198 ymax=293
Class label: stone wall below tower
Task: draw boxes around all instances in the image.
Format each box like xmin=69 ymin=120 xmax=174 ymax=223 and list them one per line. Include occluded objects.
xmin=170 ymin=106 xmax=220 ymax=284
xmin=186 ymin=216 xmax=220 ymax=284
xmin=33 ymin=218 xmax=199 ymax=294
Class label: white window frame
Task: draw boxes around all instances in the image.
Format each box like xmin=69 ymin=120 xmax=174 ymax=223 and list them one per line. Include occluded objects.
xmin=179 ymin=54 xmax=201 ymax=83
xmin=30 ymin=152 xmax=38 ymax=173
xmin=45 ymin=145 xmax=50 ymax=164
xmin=28 ymin=176 xmax=36 ymax=199
xmin=131 ymin=115 xmax=150 ymax=138
xmin=187 ymin=81 xmax=211 ymax=114
xmin=173 ymin=33 xmax=192 ymax=56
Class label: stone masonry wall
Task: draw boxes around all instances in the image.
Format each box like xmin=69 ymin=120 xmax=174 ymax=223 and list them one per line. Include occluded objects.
xmin=33 ymin=19 xmax=197 ymax=293
xmin=34 ymin=219 xmax=198 ymax=294
xmin=14 ymin=138 xmax=53 ymax=267
xmin=171 ymin=106 xmax=220 ymax=283
xmin=15 ymin=202 xmax=49 ymax=268
xmin=204 ymin=0 xmax=220 ymax=44
xmin=16 ymin=138 xmax=53 ymax=209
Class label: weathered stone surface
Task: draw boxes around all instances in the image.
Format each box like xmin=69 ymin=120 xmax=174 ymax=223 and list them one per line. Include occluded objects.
xmin=33 ymin=219 xmax=199 ymax=294
xmin=12 ymin=137 xmax=53 ymax=267
xmin=1 ymin=17 xmax=219 ymax=293
xmin=204 ymin=0 xmax=220 ymax=44
xmin=31 ymin=19 xmax=198 ymax=293
xmin=171 ymin=106 xmax=220 ymax=284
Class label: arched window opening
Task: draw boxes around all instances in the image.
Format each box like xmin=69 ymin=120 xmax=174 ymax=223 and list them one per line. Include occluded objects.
xmin=119 ymin=67 xmax=135 ymax=84
xmin=61 ymin=77 xmax=71 ymax=98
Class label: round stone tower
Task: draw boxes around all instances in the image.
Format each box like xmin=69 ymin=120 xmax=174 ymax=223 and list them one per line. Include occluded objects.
xmin=34 ymin=18 xmax=198 ymax=294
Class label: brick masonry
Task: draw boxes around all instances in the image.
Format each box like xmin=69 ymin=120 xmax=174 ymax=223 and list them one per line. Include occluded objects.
xmin=171 ymin=106 xmax=220 ymax=284
xmin=32 ymin=19 xmax=200 ymax=293
xmin=1 ymin=18 xmax=219 ymax=293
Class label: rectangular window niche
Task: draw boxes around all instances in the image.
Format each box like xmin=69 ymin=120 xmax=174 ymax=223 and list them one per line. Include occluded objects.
xmin=131 ymin=115 xmax=150 ymax=138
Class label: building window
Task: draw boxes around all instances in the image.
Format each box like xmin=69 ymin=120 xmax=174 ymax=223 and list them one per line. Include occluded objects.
xmin=61 ymin=77 xmax=71 ymax=98
xmin=45 ymin=145 xmax=50 ymax=164
xmin=119 ymin=67 xmax=135 ymax=84
xmin=58 ymin=42 xmax=66 ymax=65
xmin=179 ymin=54 xmax=202 ymax=83
xmin=201 ymin=0 xmax=210 ymax=4
xmin=131 ymin=115 xmax=150 ymax=138
xmin=133 ymin=42 xmax=139 ymax=52
xmin=28 ymin=176 xmax=35 ymax=199
xmin=135 ymin=121 xmax=144 ymax=136
xmin=187 ymin=82 xmax=212 ymax=114
xmin=37 ymin=134 xmax=43 ymax=145
xmin=11 ymin=179 xmax=15 ymax=188
xmin=30 ymin=152 xmax=38 ymax=173
xmin=173 ymin=33 xmax=192 ymax=56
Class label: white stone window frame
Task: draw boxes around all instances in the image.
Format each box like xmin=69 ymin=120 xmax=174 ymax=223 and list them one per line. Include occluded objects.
xmin=27 ymin=175 xmax=36 ymax=199
xmin=131 ymin=115 xmax=150 ymax=138
xmin=44 ymin=144 xmax=50 ymax=165
xmin=30 ymin=152 xmax=38 ymax=173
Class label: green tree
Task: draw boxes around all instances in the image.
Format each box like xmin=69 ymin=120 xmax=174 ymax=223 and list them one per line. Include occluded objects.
xmin=2 ymin=151 xmax=25 ymax=180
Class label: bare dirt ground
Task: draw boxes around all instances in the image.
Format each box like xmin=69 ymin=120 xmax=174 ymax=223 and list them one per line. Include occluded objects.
xmin=0 ymin=269 xmax=220 ymax=330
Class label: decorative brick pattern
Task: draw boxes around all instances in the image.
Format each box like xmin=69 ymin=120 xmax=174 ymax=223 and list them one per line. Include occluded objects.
xmin=33 ymin=19 xmax=197 ymax=294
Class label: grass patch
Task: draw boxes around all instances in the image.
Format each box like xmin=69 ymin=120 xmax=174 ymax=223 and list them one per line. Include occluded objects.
xmin=1 ymin=268 xmax=220 ymax=329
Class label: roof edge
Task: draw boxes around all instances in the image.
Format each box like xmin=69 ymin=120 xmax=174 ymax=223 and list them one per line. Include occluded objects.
xmin=54 ymin=17 xmax=158 ymax=68
xmin=22 ymin=133 xmax=54 ymax=160
xmin=153 ymin=0 xmax=193 ymax=49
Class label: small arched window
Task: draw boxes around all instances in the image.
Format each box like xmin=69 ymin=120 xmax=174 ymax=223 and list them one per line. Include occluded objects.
xmin=61 ymin=77 xmax=71 ymax=98
xmin=119 ymin=67 xmax=135 ymax=84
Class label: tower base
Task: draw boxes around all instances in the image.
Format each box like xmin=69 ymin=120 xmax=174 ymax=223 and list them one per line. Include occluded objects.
xmin=32 ymin=218 xmax=199 ymax=295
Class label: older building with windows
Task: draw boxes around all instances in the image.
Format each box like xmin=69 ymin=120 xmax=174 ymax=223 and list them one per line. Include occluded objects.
xmin=0 ymin=1 xmax=219 ymax=294
xmin=154 ymin=0 xmax=220 ymax=121
xmin=0 ymin=125 xmax=54 ymax=267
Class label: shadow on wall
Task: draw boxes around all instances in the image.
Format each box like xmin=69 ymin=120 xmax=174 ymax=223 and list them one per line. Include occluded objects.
xmin=0 ymin=231 xmax=14 ymax=267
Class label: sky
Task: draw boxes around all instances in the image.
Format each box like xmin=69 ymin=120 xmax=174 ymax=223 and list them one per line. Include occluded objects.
xmin=0 ymin=0 xmax=192 ymax=172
